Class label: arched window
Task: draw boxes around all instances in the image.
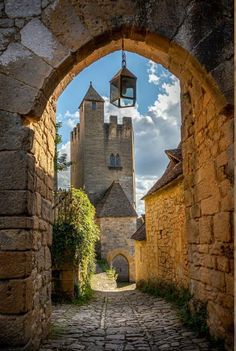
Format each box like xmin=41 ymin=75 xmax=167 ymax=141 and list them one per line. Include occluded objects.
xmin=110 ymin=153 xmax=115 ymax=167
xmin=116 ymin=154 xmax=121 ymax=167
xmin=92 ymin=101 xmax=96 ymax=110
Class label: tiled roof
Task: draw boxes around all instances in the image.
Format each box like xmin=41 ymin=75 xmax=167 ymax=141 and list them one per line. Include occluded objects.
xmin=131 ymin=222 xmax=146 ymax=241
xmin=96 ymin=181 xmax=137 ymax=218
xmin=80 ymin=82 xmax=104 ymax=106
xmin=143 ymin=146 xmax=183 ymax=199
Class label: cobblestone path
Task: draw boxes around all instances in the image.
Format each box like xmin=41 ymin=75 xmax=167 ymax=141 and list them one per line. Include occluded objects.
xmin=41 ymin=286 xmax=218 ymax=351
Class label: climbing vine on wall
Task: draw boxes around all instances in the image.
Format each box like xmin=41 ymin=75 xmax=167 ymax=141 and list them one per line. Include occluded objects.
xmin=52 ymin=188 xmax=100 ymax=297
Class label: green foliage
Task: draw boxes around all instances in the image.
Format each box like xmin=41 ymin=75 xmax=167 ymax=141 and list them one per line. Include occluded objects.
xmin=106 ymin=266 xmax=118 ymax=281
xmin=97 ymin=258 xmax=110 ymax=271
xmin=54 ymin=121 xmax=71 ymax=173
xmin=52 ymin=188 xmax=100 ymax=297
xmin=97 ymin=259 xmax=118 ymax=281
xmin=73 ymin=284 xmax=94 ymax=306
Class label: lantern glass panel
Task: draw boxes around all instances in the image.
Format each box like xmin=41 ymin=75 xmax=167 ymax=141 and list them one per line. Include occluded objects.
xmin=120 ymin=98 xmax=134 ymax=107
xmin=121 ymin=76 xmax=135 ymax=98
xmin=110 ymin=77 xmax=120 ymax=103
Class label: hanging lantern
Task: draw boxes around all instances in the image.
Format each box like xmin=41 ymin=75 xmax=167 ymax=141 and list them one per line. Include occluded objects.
xmin=110 ymin=40 xmax=137 ymax=108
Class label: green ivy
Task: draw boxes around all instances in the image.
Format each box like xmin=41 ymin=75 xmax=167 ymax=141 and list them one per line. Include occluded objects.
xmin=52 ymin=188 xmax=100 ymax=297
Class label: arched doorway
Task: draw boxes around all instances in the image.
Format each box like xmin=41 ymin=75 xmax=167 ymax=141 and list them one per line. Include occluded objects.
xmin=112 ymin=255 xmax=129 ymax=282
xmin=0 ymin=1 xmax=233 ymax=349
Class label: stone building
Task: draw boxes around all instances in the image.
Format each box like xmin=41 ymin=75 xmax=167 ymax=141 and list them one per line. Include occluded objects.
xmin=132 ymin=146 xmax=189 ymax=286
xmin=71 ymin=83 xmax=137 ymax=281
xmin=71 ymin=82 xmax=135 ymax=206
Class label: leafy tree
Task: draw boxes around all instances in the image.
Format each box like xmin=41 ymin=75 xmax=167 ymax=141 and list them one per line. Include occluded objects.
xmin=54 ymin=122 xmax=71 ymax=190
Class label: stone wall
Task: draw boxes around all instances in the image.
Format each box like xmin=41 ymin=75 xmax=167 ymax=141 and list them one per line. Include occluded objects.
xmin=97 ymin=217 xmax=137 ymax=281
xmin=135 ymin=178 xmax=188 ymax=287
xmin=181 ymin=76 xmax=234 ymax=349
xmin=0 ymin=97 xmax=55 ymax=349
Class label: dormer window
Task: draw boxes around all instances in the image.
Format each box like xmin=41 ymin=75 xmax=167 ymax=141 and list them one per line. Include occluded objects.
xmin=92 ymin=101 xmax=96 ymax=110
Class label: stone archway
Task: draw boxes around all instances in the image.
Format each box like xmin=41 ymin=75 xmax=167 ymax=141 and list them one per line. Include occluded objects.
xmin=112 ymin=254 xmax=129 ymax=282
xmin=0 ymin=1 xmax=233 ymax=349
xmin=107 ymin=248 xmax=135 ymax=283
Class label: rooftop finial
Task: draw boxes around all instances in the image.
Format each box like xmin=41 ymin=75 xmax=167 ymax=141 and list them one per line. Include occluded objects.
xmin=90 ymin=81 xmax=92 ymax=86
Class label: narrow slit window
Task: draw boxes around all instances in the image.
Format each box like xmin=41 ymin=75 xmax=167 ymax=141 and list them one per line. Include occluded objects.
xmin=92 ymin=101 xmax=96 ymax=110
xmin=116 ymin=154 xmax=121 ymax=167
xmin=110 ymin=153 xmax=115 ymax=167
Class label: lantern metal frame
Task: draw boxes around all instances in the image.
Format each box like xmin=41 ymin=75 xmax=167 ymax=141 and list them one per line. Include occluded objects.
xmin=109 ymin=40 xmax=137 ymax=108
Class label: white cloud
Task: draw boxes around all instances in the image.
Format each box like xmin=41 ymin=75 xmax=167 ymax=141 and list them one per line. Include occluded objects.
xmin=57 ymin=110 xmax=80 ymax=129
xmin=57 ymin=141 xmax=71 ymax=190
xmin=147 ymin=60 xmax=160 ymax=85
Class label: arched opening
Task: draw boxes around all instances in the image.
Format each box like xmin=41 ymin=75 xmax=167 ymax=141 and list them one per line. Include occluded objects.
xmin=112 ymin=254 xmax=129 ymax=282
xmin=0 ymin=2 xmax=233 ymax=349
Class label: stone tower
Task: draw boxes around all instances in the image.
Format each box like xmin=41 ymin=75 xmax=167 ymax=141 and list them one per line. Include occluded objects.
xmin=71 ymin=82 xmax=136 ymax=207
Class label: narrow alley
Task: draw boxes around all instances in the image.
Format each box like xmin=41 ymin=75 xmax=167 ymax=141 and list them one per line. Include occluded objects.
xmin=41 ymin=280 xmax=217 ymax=351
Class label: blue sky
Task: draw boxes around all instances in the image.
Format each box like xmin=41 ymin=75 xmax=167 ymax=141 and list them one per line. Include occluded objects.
xmin=57 ymin=51 xmax=181 ymax=214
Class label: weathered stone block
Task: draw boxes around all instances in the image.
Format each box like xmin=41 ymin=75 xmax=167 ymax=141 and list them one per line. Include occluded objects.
xmin=0 ymin=151 xmax=33 ymax=191
xmin=0 ymin=229 xmax=33 ymax=251
xmin=0 ymin=312 xmax=32 ymax=346
xmin=187 ymin=219 xmax=199 ymax=243
xmin=42 ymin=0 xmax=92 ymax=52
xmin=217 ymin=256 xmax=229 ymax=273
xmin=41 ymin=198 xmax=53 ymax=223
xmin=0 ymin=74 xmax=38 ymax=115
xmin=0 ymin=251 xmax=33 ymax=279
xmin=0 ymin=111 xmax=33 ymax=151
xmin=0 ymin=43 xmax=53 ymax=89
xmin=0 ymin=190 xmax=33 ymax=216
xmin=225 ymin=274 xmax=234 ymax=296
xmin=5 ymin=0 xmax=41 ymax=18
xmin=0 ymin=276 xmax=33 ymax=314
xmin=199 ymin=216 xmax=212 ymax=244
xmin=0 ymin=27 xmax=16 ymax=51
xmin=199 ymin=267 xmax=225 ymax=291
xmin=21 ymin=19 xmax=70 ymax=68
xmin=201 ymin=196 xmax=219 ymax=215
xmin=213 ymin=212 xmax=231 ymax=242
xmin=208 ymin=301 xmax=233 ymax=340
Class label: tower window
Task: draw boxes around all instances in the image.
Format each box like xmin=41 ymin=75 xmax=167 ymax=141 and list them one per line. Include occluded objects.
xmin=92 ymin=101 xmax=96 ymax=110
xmin=116 ymin=154 xmax=121 ymax=167
xmin=110 ymin=153 xmax=115 ymax=167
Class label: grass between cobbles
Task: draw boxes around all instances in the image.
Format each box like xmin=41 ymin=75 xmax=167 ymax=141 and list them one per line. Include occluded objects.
xmin=137 ymin=279 xmax=225 ymax=350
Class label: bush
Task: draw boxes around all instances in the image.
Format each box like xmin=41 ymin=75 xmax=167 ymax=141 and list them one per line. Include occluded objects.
xmin=52 ymin=188 xmax=100 ymax=298
xmin=97 ymin=259 xmax=118 ymax=281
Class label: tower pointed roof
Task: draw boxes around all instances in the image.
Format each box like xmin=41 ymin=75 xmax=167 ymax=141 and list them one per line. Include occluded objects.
xmin=96 ymin=181 xmax=137 ymax=218
xmin=79 ymin=82 xmax=104 ymax=107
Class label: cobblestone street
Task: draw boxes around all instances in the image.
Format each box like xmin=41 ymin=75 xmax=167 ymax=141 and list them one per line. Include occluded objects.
xmin=41 ymin=283 xmax=217 ymax=351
